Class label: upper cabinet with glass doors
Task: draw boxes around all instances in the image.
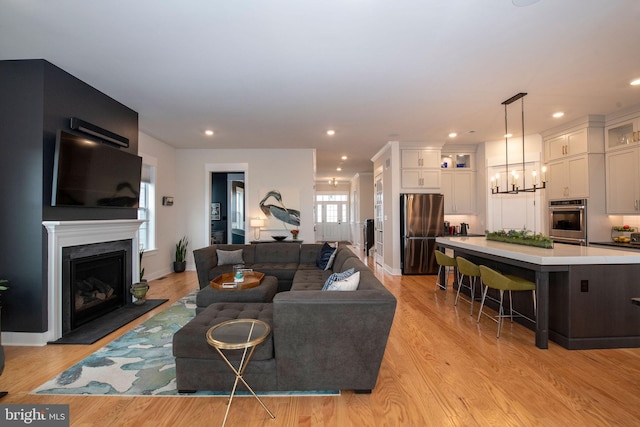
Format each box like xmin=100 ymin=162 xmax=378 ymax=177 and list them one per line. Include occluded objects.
xmin=605 ymin=114 xmax=640 ymax=152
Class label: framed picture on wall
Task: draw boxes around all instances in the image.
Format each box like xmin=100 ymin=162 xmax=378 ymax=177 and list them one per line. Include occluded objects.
xmin=211 ymin=202 xmax=221 ymax=221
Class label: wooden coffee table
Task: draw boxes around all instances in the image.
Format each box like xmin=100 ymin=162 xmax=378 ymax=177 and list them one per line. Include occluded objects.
xmin=210 ymin=272 xmax=265 ymax=291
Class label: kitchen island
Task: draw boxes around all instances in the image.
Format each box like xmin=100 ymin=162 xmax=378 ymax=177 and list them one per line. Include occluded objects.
xmin=436 ymin=236 xmax=640 ymax=350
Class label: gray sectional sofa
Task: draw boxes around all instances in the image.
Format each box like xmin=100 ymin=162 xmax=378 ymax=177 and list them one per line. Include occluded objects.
xmin=173 ymin=242 xmax=397 ymax=393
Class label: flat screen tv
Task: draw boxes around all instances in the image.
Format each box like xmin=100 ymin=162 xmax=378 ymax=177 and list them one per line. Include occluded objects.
xmin=52 ymin=130 xmax=142 ymax=208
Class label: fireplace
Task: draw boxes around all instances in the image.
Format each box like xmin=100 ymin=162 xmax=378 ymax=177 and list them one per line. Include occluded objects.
xmin=62 ymin=240 xmax=132 ymax=335
xmin=42 ymin=219 xmax=145 ymax=344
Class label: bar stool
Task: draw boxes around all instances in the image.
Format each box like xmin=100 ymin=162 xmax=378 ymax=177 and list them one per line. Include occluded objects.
xmin=434 ymin=250 xmax=457 ymax=291
xmin=455 ymin=257 xmax=481 ymax=315
xmin=477 ymin=265 xmax=536 ymax=338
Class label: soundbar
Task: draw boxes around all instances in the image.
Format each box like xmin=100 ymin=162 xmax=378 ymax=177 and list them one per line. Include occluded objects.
xmin=69 ymin=117 xmax=129 ymax=148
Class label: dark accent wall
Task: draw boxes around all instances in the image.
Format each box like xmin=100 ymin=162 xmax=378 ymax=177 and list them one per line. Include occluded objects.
xmin=0 ymin=59 xmax=139 ymax=333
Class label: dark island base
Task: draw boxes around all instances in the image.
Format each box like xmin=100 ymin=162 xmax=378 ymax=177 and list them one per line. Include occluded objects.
xmin=452 ymin=253 xmax=640 ymax=350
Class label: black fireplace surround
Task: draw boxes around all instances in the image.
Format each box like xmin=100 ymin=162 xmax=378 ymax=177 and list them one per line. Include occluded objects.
xmin=61 ymin=240 xmax=133 ymax=336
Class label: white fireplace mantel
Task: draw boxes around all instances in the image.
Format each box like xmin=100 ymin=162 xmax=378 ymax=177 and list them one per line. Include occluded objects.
xmin=7 ymin=220 xmax=144 ymax=346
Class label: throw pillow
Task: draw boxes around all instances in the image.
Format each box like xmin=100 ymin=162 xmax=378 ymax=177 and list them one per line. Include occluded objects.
xmin=322 ymin=268 xmax=355 ymax=291
xmin=324 ymin=246 xmax=338 ymax=271
xmin=316 ymin=242 xmax=336 ymax=270
xmin=216 ymin=249 xmax=244 ymax=266
xmin=326 ymin=271 xmax=360 ymax=291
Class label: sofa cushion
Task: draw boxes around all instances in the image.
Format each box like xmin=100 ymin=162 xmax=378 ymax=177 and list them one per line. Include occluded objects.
xmin=173 ymin=302 xmax=274 ymax=361
xmin=340 ymin=257 xmax=369 ymax=273
xmin=332 ymin=247 xmax=358 ymax=272
xmin=316 ymin=242 xmax=336 ymax=270
xmin=322 ymin=268 xmax=355 ymax=291
xmin=299 ymin=244 xmax=322 ymax=264
xmin=216 ymin=249 xmax=244 ymax=265
xmin=255 ymin=242 xmax=300 ymax=263
xmin=290 ymin=269 xmax=330 ymax=291
xmin=325 ymin=271 xmax=360 ymax=291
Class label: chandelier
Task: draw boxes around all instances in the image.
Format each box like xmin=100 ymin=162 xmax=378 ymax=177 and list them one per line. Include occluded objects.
xmin=329 ymin=178 xmax=338 ymax=187
xmin=490 ymin=92 xmax=546 ymax=194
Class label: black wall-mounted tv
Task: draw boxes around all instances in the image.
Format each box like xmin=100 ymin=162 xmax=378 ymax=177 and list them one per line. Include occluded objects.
xmin=52 ymin=130 xmax=142 ymax=208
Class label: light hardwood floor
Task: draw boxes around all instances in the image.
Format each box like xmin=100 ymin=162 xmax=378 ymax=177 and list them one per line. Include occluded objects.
xmin=2 ymin=248 xmax=640 ymax=426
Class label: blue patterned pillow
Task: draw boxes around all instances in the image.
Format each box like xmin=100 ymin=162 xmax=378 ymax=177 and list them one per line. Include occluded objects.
xmin=326 ymin=271 xmax=360 ymax=291
xmin=322 ymin=268 xmax=355 ymax=291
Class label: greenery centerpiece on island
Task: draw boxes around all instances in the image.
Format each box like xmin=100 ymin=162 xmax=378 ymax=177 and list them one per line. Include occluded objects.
xmin=485 ymin=228 xmax=554 ymax=249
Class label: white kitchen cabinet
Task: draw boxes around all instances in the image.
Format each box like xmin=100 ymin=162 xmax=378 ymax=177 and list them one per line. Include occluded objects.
xmin=401 ymin=169 xmax=440 ymax=189
xmin=542 ymin=119 xmax=604 ymax=200
xmin=401 ymin=149 xmax=440 ymax=168
xmin=441 ymin=170 xmax=475 ymax=214
xmin=606 ymin=146 xmax=640 ymax=214
xmin=546 ymin=129 xmax=588 ymax=161
xmin=547 ymin=155 xmax=589 ymax=199
xmin=401 ymin=148 xmax=441 ymax=189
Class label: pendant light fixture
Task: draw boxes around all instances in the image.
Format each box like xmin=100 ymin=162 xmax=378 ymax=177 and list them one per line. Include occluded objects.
xmin=490 ymin=92 xmax=546 ymax=194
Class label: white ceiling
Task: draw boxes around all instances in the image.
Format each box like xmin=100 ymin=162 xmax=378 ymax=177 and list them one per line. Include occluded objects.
xmin=2 ymin=0 xmax=640 ymax=182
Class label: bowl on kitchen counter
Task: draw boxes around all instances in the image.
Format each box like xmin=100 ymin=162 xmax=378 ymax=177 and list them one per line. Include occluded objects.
xmin=611 ymin=226 xmax=636 ymax=243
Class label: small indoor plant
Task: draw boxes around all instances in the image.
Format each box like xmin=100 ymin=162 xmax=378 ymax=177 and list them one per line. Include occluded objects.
xmin=138 ymin=247 xmax=146 ymax=283
xmin=485 ymin=228 xmax=554 ymax=249
xmin=174 ymin=236 xmax=189 ymax=273
xmin=131 ymin=251 xmax=149 ymax=304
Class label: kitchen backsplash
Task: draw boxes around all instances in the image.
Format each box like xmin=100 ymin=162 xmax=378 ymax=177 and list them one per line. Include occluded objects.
xmin=621 ymin=216 xmax=640 ymax=230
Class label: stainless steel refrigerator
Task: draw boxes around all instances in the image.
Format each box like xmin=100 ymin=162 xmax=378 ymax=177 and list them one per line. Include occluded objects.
xmin=400 ymin=193 xmax=444 ymax=274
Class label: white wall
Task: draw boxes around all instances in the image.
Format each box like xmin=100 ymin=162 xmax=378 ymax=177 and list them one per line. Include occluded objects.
xmin=138 ymin=132 xmax=178 ymax=280
xmin=176 ymin=148 xmax=316 ymax=270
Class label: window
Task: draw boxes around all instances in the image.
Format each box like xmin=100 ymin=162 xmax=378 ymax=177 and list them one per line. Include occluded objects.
xmin=138 ymin=156 xmax=157 ymax=251
xmin=316 ymin=194 xmax=348 ymax=223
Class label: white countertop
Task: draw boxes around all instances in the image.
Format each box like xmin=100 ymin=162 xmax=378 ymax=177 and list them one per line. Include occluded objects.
xmin=436 ymin=236 xmax=640 ymax=265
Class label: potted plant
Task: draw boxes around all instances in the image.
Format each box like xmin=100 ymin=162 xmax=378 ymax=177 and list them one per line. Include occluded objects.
xmin=138 ymin=247 xmax=146 ymax=283
xmin=130 ymin=250 xmax=149 ymax=305
xmin=174 ymin=236 xmax=188 ymax=273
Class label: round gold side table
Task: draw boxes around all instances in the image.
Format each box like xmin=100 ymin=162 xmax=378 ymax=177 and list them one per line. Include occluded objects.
xmin=206 ymin=319 xmax=275 ymax=427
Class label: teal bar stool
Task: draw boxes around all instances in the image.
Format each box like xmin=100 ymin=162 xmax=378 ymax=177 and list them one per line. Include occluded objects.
xmin=434 ymin=250 xmax=457 ymax=291
xmin=477 ymin=265 xmax=537 ymax=338
xmin=455 ymin=257 xmax=481 ymax=315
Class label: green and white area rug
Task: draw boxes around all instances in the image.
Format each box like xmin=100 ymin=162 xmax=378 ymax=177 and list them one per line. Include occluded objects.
xmin=33 ymin=292 xmax=337 ymax=397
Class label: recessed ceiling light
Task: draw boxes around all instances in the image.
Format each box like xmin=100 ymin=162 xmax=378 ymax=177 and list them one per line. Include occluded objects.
xmin=552 ymin=112 xmax=565 ymax=118
xmin=448 ymin=132 xmax=457 ymax=138
xmin=512 ymin=0 xmax=541 ymax=6
xmin=631 ymin=78 xmax=640 ymax=86
xmin=341 ymin=155 xmax=348 ymax=160
xmin=205 ymin=130 xmax=214 ymax=136
xmin=336 ymin=167 xmax=342 ymax=171
xmin=326 ymin=130 xmax=336 ymax=136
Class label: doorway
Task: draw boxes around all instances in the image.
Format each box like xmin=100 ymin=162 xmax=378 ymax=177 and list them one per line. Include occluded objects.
xmin=210 ymin=172 xmax=245 ymax=244
xmin=315 ymin=191 xmax=350 ymax=242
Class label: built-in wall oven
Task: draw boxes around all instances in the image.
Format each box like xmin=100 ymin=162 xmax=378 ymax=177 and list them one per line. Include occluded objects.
xmin=548 ymin=199 xmax=587 ymax=245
